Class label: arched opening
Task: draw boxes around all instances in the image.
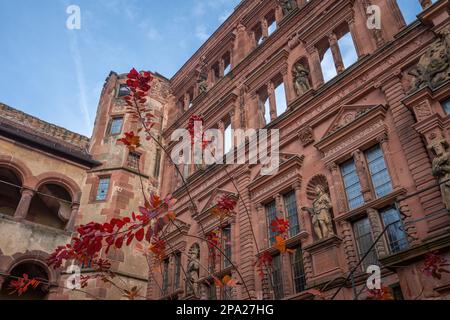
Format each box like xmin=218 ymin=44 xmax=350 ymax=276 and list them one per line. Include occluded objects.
xmin=0 ymin=167 xmax=22 ymax=216
xmin=27 ymin=183 xmax=72 ymax=229
xmin=0 ymin=262 xmax=49 ymax=300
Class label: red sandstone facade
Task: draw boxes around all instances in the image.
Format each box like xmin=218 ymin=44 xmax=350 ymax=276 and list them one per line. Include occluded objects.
xmin=2 ymin=0 xmax=450 ymax=301
xmin=152 ymin=0 xmax=450 ymax=300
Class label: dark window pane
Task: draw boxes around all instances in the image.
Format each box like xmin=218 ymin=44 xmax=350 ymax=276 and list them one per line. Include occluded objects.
xmin=118 ymin=84 xmax=131 ymax=97
xmin=162 ymin=258 xmax=170 ymax=295
xmin=353 ymin=217 xmax=378 ymax=270
xmin=291 ymin=248 xmax=306 ymax=293
xmin=365 ymin=145 xmax=392 ymax=198
xmin=95 ymin=177 xmax=110 ymax=201
xmin=284 ymin=191 xmax=300 ymax=237
xmin=127 ymin=152 xmax=141 ymax=171
xmin=272 ymin=255 xmax=284 ymax=299
xmin=442 ymin=99 xmax=450 ymax=114
xmin=223 ymin=225 xmax=232 ymax=268
xmin=341 ymin=159 xmax=364 ymax=209
xmin=380 ymin=205 xmax=409 ymax=253
xmin=174 ymin=252 xmax=181 ymax=289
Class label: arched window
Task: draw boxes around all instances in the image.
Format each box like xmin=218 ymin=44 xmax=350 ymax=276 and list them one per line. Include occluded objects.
xmin=0 ymin=167 xmax=22 ymax=216
xmin=27 ymin=183 xmax=72 ymax=229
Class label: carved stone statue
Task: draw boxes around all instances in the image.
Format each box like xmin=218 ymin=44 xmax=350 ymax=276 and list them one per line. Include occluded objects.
xmin=197 ymin=72 xmax=208 ymax=94
xmin=302 ymin=185 xmax=334 ymax=240
xmin=409 ymin=26 xmax=450 ymax=92
xmin=186 ymin=244 xmax=200 ymax=295
xmin=292 ymin=62 xmax=311 ymax=96
xmin=429 ymin=139 xmax=450 ymax=210
xmin=258 ymin=98 xmax=267 ymax=127
xmin=278 ymin=0 xmax=297 ymax=16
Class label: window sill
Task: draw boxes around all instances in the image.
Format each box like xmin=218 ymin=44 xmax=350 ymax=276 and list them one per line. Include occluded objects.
xmin=334 ymin=188 xmax=407 ymax=222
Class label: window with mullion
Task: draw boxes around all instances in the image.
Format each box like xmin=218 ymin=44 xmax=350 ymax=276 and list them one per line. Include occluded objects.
xmin=272 ymin=254 xmax=284 ymax=299
xmin=265 ymin=201 xmax=277 ymax=245
xmin=291 ymin=248 xmax=306 ymax=294
xmin=380 ymin=205 xmax=409 ymax=253
xmin=341 ymin=159 xmax=364 ymax=210
xmin=365 ymin=145 xmax=392 ymax=198
xmin=283 ymin=191 xmax=300 ymax=238
xmin=109 ymin=117 xmax=123 ymax=135
xmin=353 ymin=217 xmax=378 ymax=270
xmin=207 ymin=283 xmax=217 ymax=300
xmin=95 ymin=177 xmax=110 ymax=201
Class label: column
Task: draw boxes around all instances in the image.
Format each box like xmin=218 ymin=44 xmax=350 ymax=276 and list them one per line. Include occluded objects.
xmin=352 ymin=150 xmax=373 ymax=202
xmin=327 ymin=163 xmax=347 ymax=214
xmin=306 ymin=46 xmax=324 ymax=88
xmin=328 ymin=33 xmax=345 ymax=74
xmin=65 ymin=203 xmax=79 ymax=231
xmin=219 ymin=59 xmax=225 ymax=78
xmin=347 ymin=18 xmax=364 ymax=58
xmin=14 ymin=188 xmax=35 ymax=220
xmin=267 ymin=82 xmax=277 ymax=122
xmin=256 ymin=204 xmax=268 ymax=250
xmin=293 ymin=182 xmax=307 ymax=232
xmin=339 ymin=220 xmax=358 ymax=269
xmin=367 ymin=208 xmax=389 ymax=258
xmin=261 ymin=19 xmax=269 ymax=40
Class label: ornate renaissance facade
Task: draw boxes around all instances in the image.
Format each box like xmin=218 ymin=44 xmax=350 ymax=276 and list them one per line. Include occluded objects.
xmin=2 ymin=0 xmax=450 ymax=301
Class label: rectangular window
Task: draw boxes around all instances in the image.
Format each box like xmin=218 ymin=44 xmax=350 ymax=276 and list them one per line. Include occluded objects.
xmin=265 ymin=201 xmax=277 ymax=245
xmin=380 ymin=205 xmax=409 ymax=253
xmin=174 ymin=252 xmax=181 ymax=289
xmin=272 ymin=254 xmax=284 ymax=299
xmin=291 ymin=248 xmax=306 ymax=294
xmin=127 ymin=152 xmax=141 ymax=171
xmin=365 ymin=145 xmax=392 ymax=198
xmin=442 ymin=99 xmax=450 ymax=114
xmin=283 ymin=191 xmax=300 ymax=237
xmin=118 ymin=84 xmax=130 ymax=97
xmin=162 ymin=258 xmax=170 ymax=295
xmin=223 ymin=225 xmax=232 ymax=269
xmin=353 ymin=217 xmax=378 ymax=270
xmin=109 ymin=117 xmax=124 ymax=135
xmin=224 ymin=123 xmax=232 ymax=154
xmin=267 ymin=20 xmax=277 ymax=36
xmin=341 ymin=159 xmax=364 ymax=210
xmin=95 ymin=177 xmax=110 ymax=201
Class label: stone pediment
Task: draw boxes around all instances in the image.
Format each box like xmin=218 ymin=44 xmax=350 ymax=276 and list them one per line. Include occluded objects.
xmin=323 ymin=105 xmax=378 ymax=139
xmin=315 ymin=105 xmax=388 ymax=165
xmin=199 ymin=188 xmax=238 ymax=214
xmin=161 ymin=218 xmax=191 ymax=243
xmin=249 ymin=154 xmax=304 ymax=202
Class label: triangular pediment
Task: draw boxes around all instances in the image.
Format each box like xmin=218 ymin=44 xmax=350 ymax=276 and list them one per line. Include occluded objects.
xmin=323 ymin=104 xmax=378 ymax=138
xmin=161 ymin=218 xmax=191 ymax=239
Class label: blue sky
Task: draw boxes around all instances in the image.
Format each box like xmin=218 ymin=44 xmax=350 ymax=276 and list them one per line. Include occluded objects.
xmin=0 ymin=0 xmax=241 ymax=136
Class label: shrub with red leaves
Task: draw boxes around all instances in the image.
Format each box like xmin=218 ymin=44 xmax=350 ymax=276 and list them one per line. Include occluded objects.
xmin=270 ymin=217 xmax=290 ymax=235
xmin=255 ymin=252 xmax=273 ymax=279
xmin=8 ymin=274 xmax=40 ymax=296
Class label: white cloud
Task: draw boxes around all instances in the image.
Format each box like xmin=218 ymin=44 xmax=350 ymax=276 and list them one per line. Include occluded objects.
xmin=195 ymin=25 xmax=210 ymax=41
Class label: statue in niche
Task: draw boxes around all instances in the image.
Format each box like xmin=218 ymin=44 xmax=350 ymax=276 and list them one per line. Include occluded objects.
xmin=197 ymin=71 xmax=208 ymax=94
xmin=409 ymin=26 xmax=450 ymax=92
xmin=186 ymin=243 xmax=200 ymax=296
xmin=429 ymin=139 xmax=450 ymax=210
xmin=302 ymin=185 xmax=334 ymax=240
xmin=292 ymin=62 xmax=311 ymax=96
xmin=278 ymin=0 xmax=297 ymax=16
xmin=257 ymin=98 xmax=267 ymax=127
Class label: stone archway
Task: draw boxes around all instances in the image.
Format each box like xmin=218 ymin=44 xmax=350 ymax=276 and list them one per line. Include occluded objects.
xmin=0 ymin=166 xmax=22 ymax=216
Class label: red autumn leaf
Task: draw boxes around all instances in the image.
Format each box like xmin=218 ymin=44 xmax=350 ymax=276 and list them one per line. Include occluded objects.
xmin=135 ymin=228 xmax=145 ymax=242
xmin=115 ymin=236 xmax=124 ymax=249
xmin=271 ymin=217 xmax=290 ymax=235
xmin=273 ymin=236 xmax=295 ymax=254
xmin=367 ymin=286 xmax=394 ymax=300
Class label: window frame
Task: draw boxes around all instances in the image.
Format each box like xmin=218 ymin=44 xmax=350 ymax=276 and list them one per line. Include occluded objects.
xmin=108 ymin=116 xmax=124 ymax=136
xmin=94 ymin=176 xmax=111 ymax=202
